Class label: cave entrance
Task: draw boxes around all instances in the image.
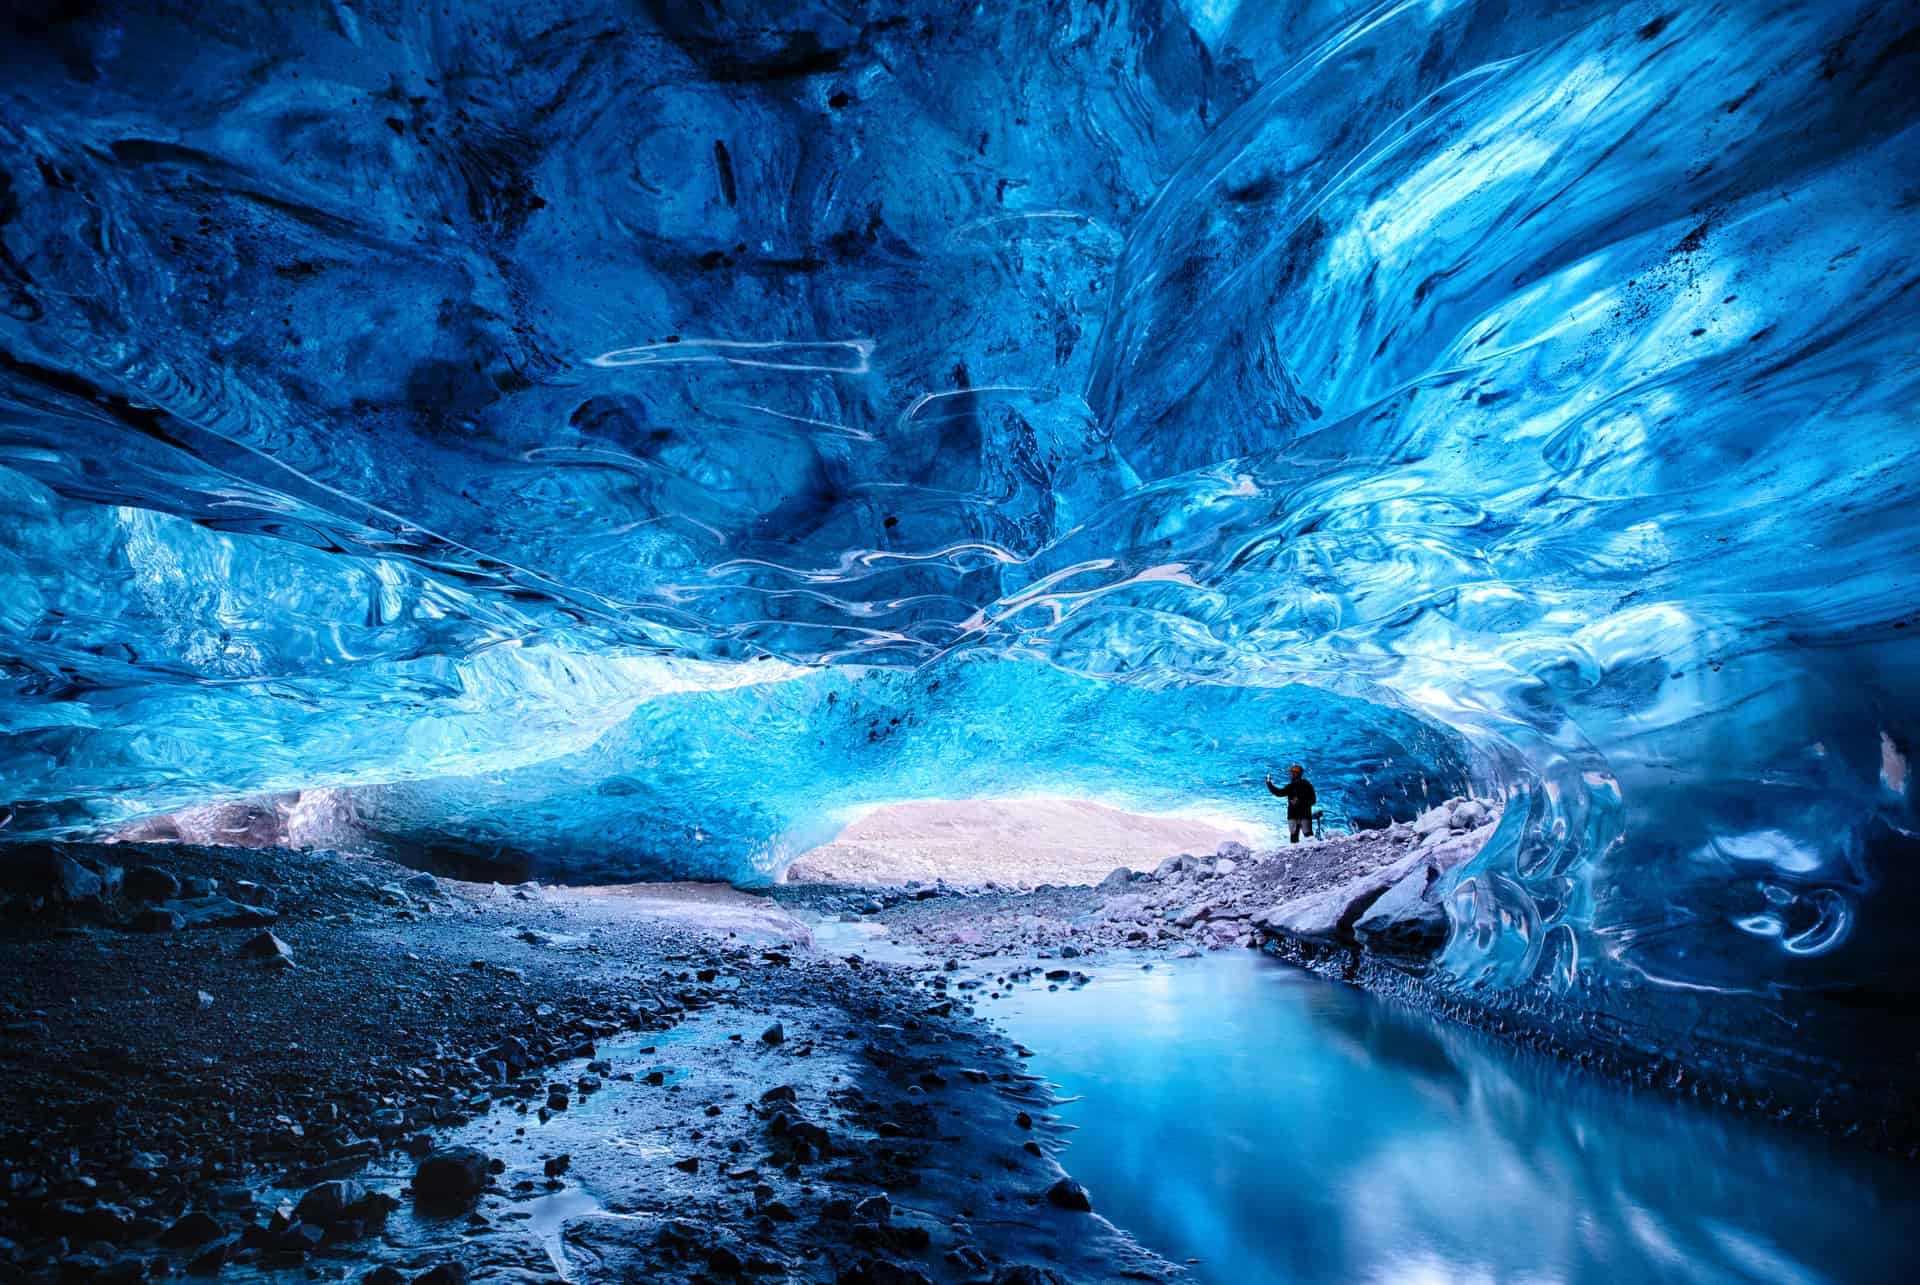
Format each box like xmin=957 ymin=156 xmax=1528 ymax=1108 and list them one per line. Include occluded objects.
xmin=781 ymin=796 xmax=1265 ymax=887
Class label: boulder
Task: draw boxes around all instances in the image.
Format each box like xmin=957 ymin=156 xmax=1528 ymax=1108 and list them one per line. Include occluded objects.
xmin=1174 ymin=900 xmax=1215 ymax=929
xmin=402 ymin=872 xmax=440 ymax=898
xmin=1095 ymin=867 xmax=1133 ymax=893
xmin=1216 ymin=840 xmax=1252 ymax=861
xmin=159 ymin=1211 xmax=224 ymax=1246
xmin=1411 ymin=804 xmax=1455 ymax=837
xmin=1213 ymin=858 xmax=1237 ymax=877
xmin=294 ymin=1180 xmax=366 ymax=1224
xmin=1351 ymin=862 xmax=1451 ymax=959
xmin=133 ymin=907 xmax=184 ymax=933
xmin=1045 ymin=1177 xmax=1092 ymax=1212
xmin=1453 ymin=799 xmax=1490 ymax=829
xmin=1151 ymin=854 xmax=1199 ymax=880
xmin=124 ymin=866 xmax=180 ymax=902
xmin=1252 ymin=851 xmax=1428 ymax=945
xmin=412 ymin=1266 xmax=468 ymax=1285
xmin=413 ymin=1147 xmax=490 ymax=1201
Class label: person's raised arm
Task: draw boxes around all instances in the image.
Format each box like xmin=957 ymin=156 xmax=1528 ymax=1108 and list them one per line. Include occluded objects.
xmin=1265 ymin=776 xmax=1286 ymax=799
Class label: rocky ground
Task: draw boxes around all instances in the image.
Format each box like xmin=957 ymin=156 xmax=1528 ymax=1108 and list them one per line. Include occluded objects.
xmin=777 ymin=796 xmax=1504 ymax=971
xmin=0 ymin=843 xmax=1176 ymax=1284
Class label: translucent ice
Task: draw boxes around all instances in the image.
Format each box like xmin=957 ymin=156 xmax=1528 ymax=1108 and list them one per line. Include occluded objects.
xmin=1 ymin=0 xmax=1917 ymax=1078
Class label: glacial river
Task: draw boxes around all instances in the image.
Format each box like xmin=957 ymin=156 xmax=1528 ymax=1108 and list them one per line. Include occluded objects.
xmin=981 ymin=951 xmax=1918 ymax=1285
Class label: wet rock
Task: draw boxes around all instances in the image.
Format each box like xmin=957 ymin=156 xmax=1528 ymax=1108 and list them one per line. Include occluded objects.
xmin=543 ymin=1155 xmax=569 ymax=1177
xmin=179 ymin=876 xmax=216 ymax=898
xmin=294 ymin=1180 xmax=359 ymax=1222
xmin=673 ymin=1157 xmax=699 ymax=1173
xmin=160 ymin=1211 xmax=224 ymax=1246
xmin=187 ymin=1235 xmax=242 ymax=1271
xmin=761 ymin=1021 xmax=786 ymax=1045
xmin=413 ymin=1147 xmax=490 ymax=1201
xmin=1045 ymin=1177 xmax=1092 ymax=1212
xmin=411 ymin=1265 xmax=468 ymax=1285
xmin=123 ymin=866 xmax=180 ymax=902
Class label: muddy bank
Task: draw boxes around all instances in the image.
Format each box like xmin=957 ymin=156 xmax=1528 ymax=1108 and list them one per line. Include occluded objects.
xmin=0 ymin=842 xmax=1173 ymax=1284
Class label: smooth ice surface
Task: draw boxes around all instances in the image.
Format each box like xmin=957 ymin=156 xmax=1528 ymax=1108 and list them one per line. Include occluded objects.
xmin=988 ymin=952 xmax=1920 ymax=1285
xmin=1 ymin=0 xmax=1918 ymax=1052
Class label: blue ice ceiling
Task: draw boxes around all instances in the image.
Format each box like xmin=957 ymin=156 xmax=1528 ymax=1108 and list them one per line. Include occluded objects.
xmin=2 ymin=1 xmax=1919 ymax=1048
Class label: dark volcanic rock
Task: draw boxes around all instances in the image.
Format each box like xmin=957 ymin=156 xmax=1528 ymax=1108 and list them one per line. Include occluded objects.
xmin=294 ymin=1179 xmax=365 ymax=1223
xmin=124 ymin=865 xmax=181 ymax=901
xmin=160 ymin=1210 xmax=224 ymax=1246
xmin=411 ymin=1265 xmax=468 ymax=1285
xmin=133 ymin=907 xmax=185 ymax=933
xmin=413 ymin=1147 xmax=490 ymax=1201
xmin=242 ymin=929 xmax=294 ymax=960
xmin=1045 ymin=1177 xmax=1092 ymax=1212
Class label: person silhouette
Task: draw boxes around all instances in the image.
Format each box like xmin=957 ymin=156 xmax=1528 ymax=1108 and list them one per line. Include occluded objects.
xmin=1265 ymin=764 xmax=1317 ymax=843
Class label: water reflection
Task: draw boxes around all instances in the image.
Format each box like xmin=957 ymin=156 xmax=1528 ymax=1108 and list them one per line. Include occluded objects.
xmin=983 ymin=953 xmax=1915 ymax=1284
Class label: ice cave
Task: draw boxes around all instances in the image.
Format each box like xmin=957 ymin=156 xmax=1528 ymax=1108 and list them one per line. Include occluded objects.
xmin=1 ymin=0 xmax=1918 ymax=1281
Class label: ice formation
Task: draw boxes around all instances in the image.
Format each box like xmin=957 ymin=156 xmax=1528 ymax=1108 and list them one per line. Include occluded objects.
xmin=1 ymin=1 xmax=1917 ymax=1072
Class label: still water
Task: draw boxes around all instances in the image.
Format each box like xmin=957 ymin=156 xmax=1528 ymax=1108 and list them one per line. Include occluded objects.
xmin=982 ymin=951 xmax=1916 ymax=1285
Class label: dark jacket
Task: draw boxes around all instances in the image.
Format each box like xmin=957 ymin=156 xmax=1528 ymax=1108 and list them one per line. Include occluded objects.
xmin=1267 ymin=776 xmax=1317 ymax=818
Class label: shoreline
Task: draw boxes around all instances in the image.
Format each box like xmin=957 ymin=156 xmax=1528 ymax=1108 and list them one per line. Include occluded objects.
xmin=0 ymin=842 xmax=1173 ymax=1283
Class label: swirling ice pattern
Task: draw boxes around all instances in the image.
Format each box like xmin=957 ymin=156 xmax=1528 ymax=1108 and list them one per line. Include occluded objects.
xmin=1 ymin=0 xmax=1917 ymax=1061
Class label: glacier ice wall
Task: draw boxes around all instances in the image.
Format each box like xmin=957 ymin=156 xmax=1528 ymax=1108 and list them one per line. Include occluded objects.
xmin=2 ymin=0 xmax=1919 ymax=1084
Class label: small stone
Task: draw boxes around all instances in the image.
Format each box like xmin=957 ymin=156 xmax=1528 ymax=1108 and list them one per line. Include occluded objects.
xmin=242 ymin=930 xmax=293 ymax=961
xmin=196 ymin=990 xmax=215 ymax=1009
xmin=544 ymin=1155 xmax=570 ymax=1177
xmin=672 ymin=1157 xmax=699 ymax=1173
xmin=760 ymin=1022 xmax=785 ymax=1045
